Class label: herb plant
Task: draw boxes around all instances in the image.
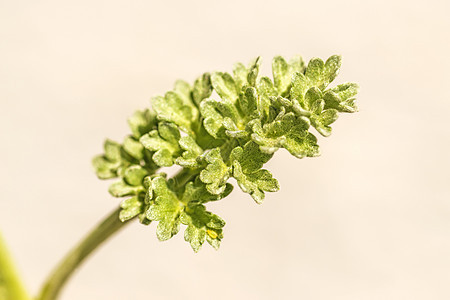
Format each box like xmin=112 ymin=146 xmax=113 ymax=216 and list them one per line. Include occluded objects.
xmin=0 ymin=54 xmax=359 ymax=300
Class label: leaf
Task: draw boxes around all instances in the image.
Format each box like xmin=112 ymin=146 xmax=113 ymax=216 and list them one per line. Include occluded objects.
xmin=282 ymin=130 xmax=320 ymax=158
xmin=180 ymin=204 xmax=225 ymax=252
xmin=175 ymin=135 xmax=204 ymax=168
xmin=199 ymin=148 xmax=231 ymax=194
xmin=323 ymin=55 xmax=342 ymax=87
xmin=272 ymin=55 xmax=306 ymax=96
xmin=290 ymin=72 xmax=310 ymax=103
xmin=139 ymin=123 xmax=181 ymax=167
xmin=272 ymin=56 xmax=290 ymax=94
xmin=211 ymin=72 xmax=239 ymax=103
xmin=127 ymin=109 xmax=157 ymax=139
xmin=146 ymin=177 xmax=183 ymax=241
xmin=181 ymin=179 xmax=233 ymax=205
xmin=232 ymin=160 xmax=279 ymax=204
xmin=92 ymin=155 xmax=121 ymax=179
xmin=195 ymin=124 xmax=226 ymax=150
xmin=290 ymin=62 xmax=345 ymax=137
xmin=310 ymin=106 xmax=339 ymax=137
xmin=200 ymin=97 xmax=240 ymax=138
xmin=230 ymin=141 xmax=272 ymax=173
xmin=123 ymin=165 xmax=148 ymax=186
xmin=122 ymin=136 xmax=144 ymax=160
xmin=192 ymin=73 xmax=212 ymax=106
xmin=247 ymin=56 xmax=261 ymax=87
xmin=109 ymin=180 xmax=145 ymax=197
xmin=233 ymin=62 xmax=248 ymax=90
xmin=297 ymin=91 xmax=340 ymax=137
xmin=152 ymin=91 xmax=196 ymax=133
xmin=305 ymin=57 xmax=325 ymax=87
xmin=92 ymin=139 xmax=128 ymax=179
xmin=257 ymin=77 xmax=277 ymax=121
xmin=174 ymin=80 xmax=193 ymax=107
xmin=324 ymin=83 xmax=359 ymax=113
xmin=223 ymin=117 xmax=248 ymax=138
xmin=304 ymin=55 xmax=342 ymax=89
xmin=289 ymin=55 xmax=306 ymax=74
xmin=237 ymin=86 xmax=259 ymax=118
xmin=230 ymin=141 xmax=279 ymax=203
xmin=251 ymin=112 xmax=319 ymax=158
xmin=329 ymin=82 xmax=359 ymax=100
xmin=104 ymin=139 xmax=121 ymax=161
xmin=119 ymin=196 xmax=144 ymax=222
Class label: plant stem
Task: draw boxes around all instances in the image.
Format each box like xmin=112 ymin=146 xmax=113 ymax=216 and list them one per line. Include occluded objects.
xmin=37 ymin=208 xmax=129 ymax=300
xmin=37 ymin=168 xmax=195 ymax=300
xmin=0 ymin=231 xmax=31 ymax=300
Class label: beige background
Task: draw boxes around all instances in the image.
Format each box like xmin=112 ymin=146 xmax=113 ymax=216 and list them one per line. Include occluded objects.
xmin=1 ymin=0 xmax=450 ymax=299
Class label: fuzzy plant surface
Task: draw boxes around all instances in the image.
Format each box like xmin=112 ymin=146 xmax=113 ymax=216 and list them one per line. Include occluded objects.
xmin=93 ymin=54 xmax=359 ymax=252
xmin=0 ymin=54 xmax=359 ymax=300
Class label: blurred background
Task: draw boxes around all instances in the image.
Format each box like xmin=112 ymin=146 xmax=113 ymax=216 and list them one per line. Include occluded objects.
xmin=1 ymin=0 xmax=449 ymax=299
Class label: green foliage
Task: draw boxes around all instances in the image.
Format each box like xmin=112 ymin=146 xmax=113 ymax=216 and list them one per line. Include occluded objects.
xmin=94 ymin=54 xmax=359 ymax=251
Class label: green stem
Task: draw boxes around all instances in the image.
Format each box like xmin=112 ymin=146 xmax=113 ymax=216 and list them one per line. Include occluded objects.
xmin=37 ymin=168 xmax=193 ymax=300
xmin=0 ymin=231 xmax=30 ymax=300
xmin=170 ymin=167 xmax=198 ymax=189
xmin=37 ymin=208 xmax=129 ymax=300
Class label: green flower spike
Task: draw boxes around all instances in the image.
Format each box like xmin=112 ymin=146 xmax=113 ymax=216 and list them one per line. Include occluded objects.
xmin=94 ymin=54 xmax=359 ymax=252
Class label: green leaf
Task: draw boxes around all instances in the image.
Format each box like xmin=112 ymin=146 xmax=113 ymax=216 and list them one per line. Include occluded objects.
xmin=92 ymin=155 xmax=121 ymax=179
xmin=237 ymin=86 xmax=259 ymax=118
xmin=272 ymin=55 xmax=306 ymax=96
xmin=232 ymin=160 xmax=279 ymax=204
xmin=181 ymin=179 xmax=233 ymax=205
xmin=211 ymin=72 xmax=239 ymax=103
xmin=290 ymin=60 xmax=345 ymax=137
xmin=272 ymin=56 xmax=290 ymax=94
xmin=200 ymin=97 xmax=240 ymax=138
xmin=223 ymin=117 xmax=248 ymax=138
xmin=139 ymin=123 xmax=181 ymax=167
xmin=180 ymin=204 xmax=225 ymax=252
xmin=257 ymin=77 xmax=277 ymax=120
xmin=128 ymin=109 xmax=156 ymax=139
xmin=122 ymin=136 xmax=144 ymax=160
xmin=295 ymin=90 xmax=340 ymax=137
xmin=324 ymin=83 xmax=359 ymax=113
xmin=104 ymin=139 xmax=121 ymax=161
xmin=251 ymin=111 xmax=319 ymax=158
xmin=329 ymin=82 xmax=359 ymax=100
xmin=109 ymin=180 xmax=145 ymax=197
xmin=199 ymin=148 xmax=231 ymax=194
xmin=175 ymin=135 xmax=204 ymax=168
xmin=119 ymin=196 xmax=144 ymax=222
xmin=247 ymin=57 xmax=261 ymax=87
xmin=192 ymin=73 xmax=212 ymax=106
xmin=233 ymin=62 xmax=248 ymax=90
xmin=289 ymin=55 xmax=306 ymax=74
xmin=173 ymin=80 xmax=193 ymax=106
xmin=146 ymin=177 xmax=183 ymax=241
xmin=304 ymin=55 xmax=342 ymax=89
xmin=152 ymin=91 xmax=196 ymax=133
xmin=195 ymin=124 xmax=226 ymax=150
xmin=282 ymin=130 xmax=320 ymax=158
xmin=230 ymin=141 xmax=272 ymax=173
xmin=230 ymin=141 xmax=279 ymax=203
xmin=310 ymin=106 xmax=339 ymax=137
xmin=123 ymin=165 xmax=148 ymax=186
xmin=290 ymin=72 xmax=310 ymax=104
xmin=92 ymin=139 xmax=131 ymax=179
xmin=323 ymin=55 xmax=342 ymax=87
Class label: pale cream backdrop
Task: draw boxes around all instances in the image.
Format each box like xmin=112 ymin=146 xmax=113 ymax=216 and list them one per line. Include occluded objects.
xmin=1 ymin=0 xmax=449 ymax=299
